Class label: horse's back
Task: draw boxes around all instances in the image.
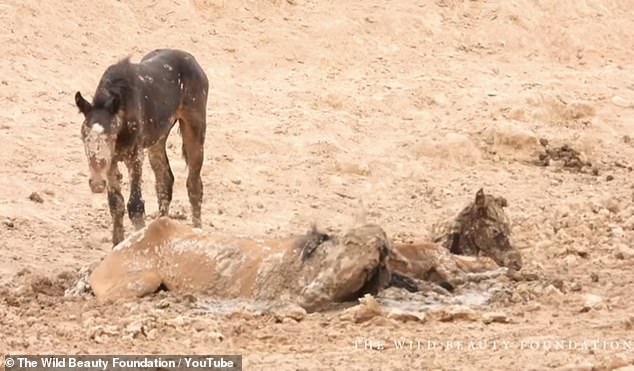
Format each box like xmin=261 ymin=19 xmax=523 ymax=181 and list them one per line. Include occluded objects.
xmin=141 ymin=49 xmax=208 ymax=89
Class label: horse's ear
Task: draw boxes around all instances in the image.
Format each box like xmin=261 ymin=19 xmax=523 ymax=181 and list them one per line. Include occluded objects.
xmin=495 ymin=196 xmax=508 ymax=208
xmin=474 ymin=188 xmax=487 ymax=217
xmin=475 ymin=188 xmax=485 ymax=207
xmin=105 ymin=95 xmax=120 ymax=115
xmin=75 ymin=91 xmax=92 ymax=116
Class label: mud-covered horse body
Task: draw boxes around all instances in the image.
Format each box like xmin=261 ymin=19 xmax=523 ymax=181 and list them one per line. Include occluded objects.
xmin=75 ymin=49 xmax=209 ymax=246
xmin=88 ymin=217 xmax=392 ymax=312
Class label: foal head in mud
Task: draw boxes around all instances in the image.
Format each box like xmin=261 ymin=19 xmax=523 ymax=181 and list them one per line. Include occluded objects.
xmin=450 ymin=189 xmax=522 ymax=271
xmin=75 ymin=91 xmax=122 ymax=193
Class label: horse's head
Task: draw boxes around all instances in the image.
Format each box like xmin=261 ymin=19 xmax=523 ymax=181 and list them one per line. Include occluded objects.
xmin=75 ymin=91 xmax=122 ymax=193
xmin=297 ymin=224 xmax=392 ymax=312
xmin=461 ymin=189 xmax=522 ymax=271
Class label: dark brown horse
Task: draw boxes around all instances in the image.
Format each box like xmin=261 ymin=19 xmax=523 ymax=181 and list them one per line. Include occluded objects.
xmin=74 ymin=49 xmax=209 ymax=246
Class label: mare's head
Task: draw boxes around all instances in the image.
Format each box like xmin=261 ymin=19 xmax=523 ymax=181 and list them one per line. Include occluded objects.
xmin=74 ymin=91 xmax=122 ymax=193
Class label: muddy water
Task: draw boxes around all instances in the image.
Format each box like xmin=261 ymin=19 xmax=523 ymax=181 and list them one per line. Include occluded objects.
xmin=187 ymin=277 xmax=508 ymax=317
xmin=192 ymin=298 xmax=283 ymax=316
xmin=377 ymin=284 xmax=504 ymax=312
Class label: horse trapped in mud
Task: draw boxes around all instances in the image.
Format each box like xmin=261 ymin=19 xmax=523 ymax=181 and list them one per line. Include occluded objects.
xmin=388 ymin=188 xmax=523 ymax=292
xmin=74 ymin=49 xmax=209 ymax=246
xmin=82 ymin=217 xmax=391 ymax=313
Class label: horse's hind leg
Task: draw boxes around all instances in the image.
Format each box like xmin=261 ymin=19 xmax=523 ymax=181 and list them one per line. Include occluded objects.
xmin=148 ymin=137 xmax=175 ymax=217
xmin=178 ymin=112 xmax=205 ymax=228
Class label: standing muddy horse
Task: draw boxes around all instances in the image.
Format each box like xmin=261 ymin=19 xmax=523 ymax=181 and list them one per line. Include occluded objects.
xmin=74 ymin=49 xmax=209 ymax=246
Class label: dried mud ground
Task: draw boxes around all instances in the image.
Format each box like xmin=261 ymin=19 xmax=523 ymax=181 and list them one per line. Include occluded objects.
xmin=1 ymin=0 xmax=634 ymax=370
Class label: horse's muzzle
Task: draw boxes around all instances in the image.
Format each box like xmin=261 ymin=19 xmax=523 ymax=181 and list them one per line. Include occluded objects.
xmin=89 ymin=179 xmax=107 ymax=193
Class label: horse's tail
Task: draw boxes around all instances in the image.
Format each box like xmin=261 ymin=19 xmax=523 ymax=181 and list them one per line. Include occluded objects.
xmin=177 ymin=121 xmax=189 ymax=167
xmin=182 ymin=145 xmax=189 ymax=167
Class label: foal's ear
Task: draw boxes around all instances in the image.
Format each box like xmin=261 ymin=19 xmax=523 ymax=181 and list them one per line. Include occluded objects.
xmin=105 ymin=95 xmax=120 ymax=115
xmin=75 ymin=91 xmax=92 ymax=116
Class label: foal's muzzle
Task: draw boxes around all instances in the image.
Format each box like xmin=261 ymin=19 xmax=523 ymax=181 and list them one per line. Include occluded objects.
xmin=89 ymin=179 xmax=107 ymax=193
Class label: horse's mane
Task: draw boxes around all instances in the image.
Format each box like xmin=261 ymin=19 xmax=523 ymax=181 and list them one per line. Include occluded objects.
xmin=93 ymin=56 xmax=135 ymax=108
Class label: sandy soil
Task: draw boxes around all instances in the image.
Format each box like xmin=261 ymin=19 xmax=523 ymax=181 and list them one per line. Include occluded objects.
xmin=1 ymin=0 xmax=634 ymax=369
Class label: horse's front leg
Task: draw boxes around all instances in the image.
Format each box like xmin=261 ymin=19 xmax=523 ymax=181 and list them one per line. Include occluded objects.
xmin=107 ymin=162 xmax=125 ymax=246
xmin=125 ymin=147 xmax=146 ymax=230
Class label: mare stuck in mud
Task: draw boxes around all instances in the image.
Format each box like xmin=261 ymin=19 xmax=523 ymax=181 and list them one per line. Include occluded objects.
xmin=74 ymin=49 xmax=209 ymax=246
xmin=82 ymin=217 xmax=391 ymax=312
